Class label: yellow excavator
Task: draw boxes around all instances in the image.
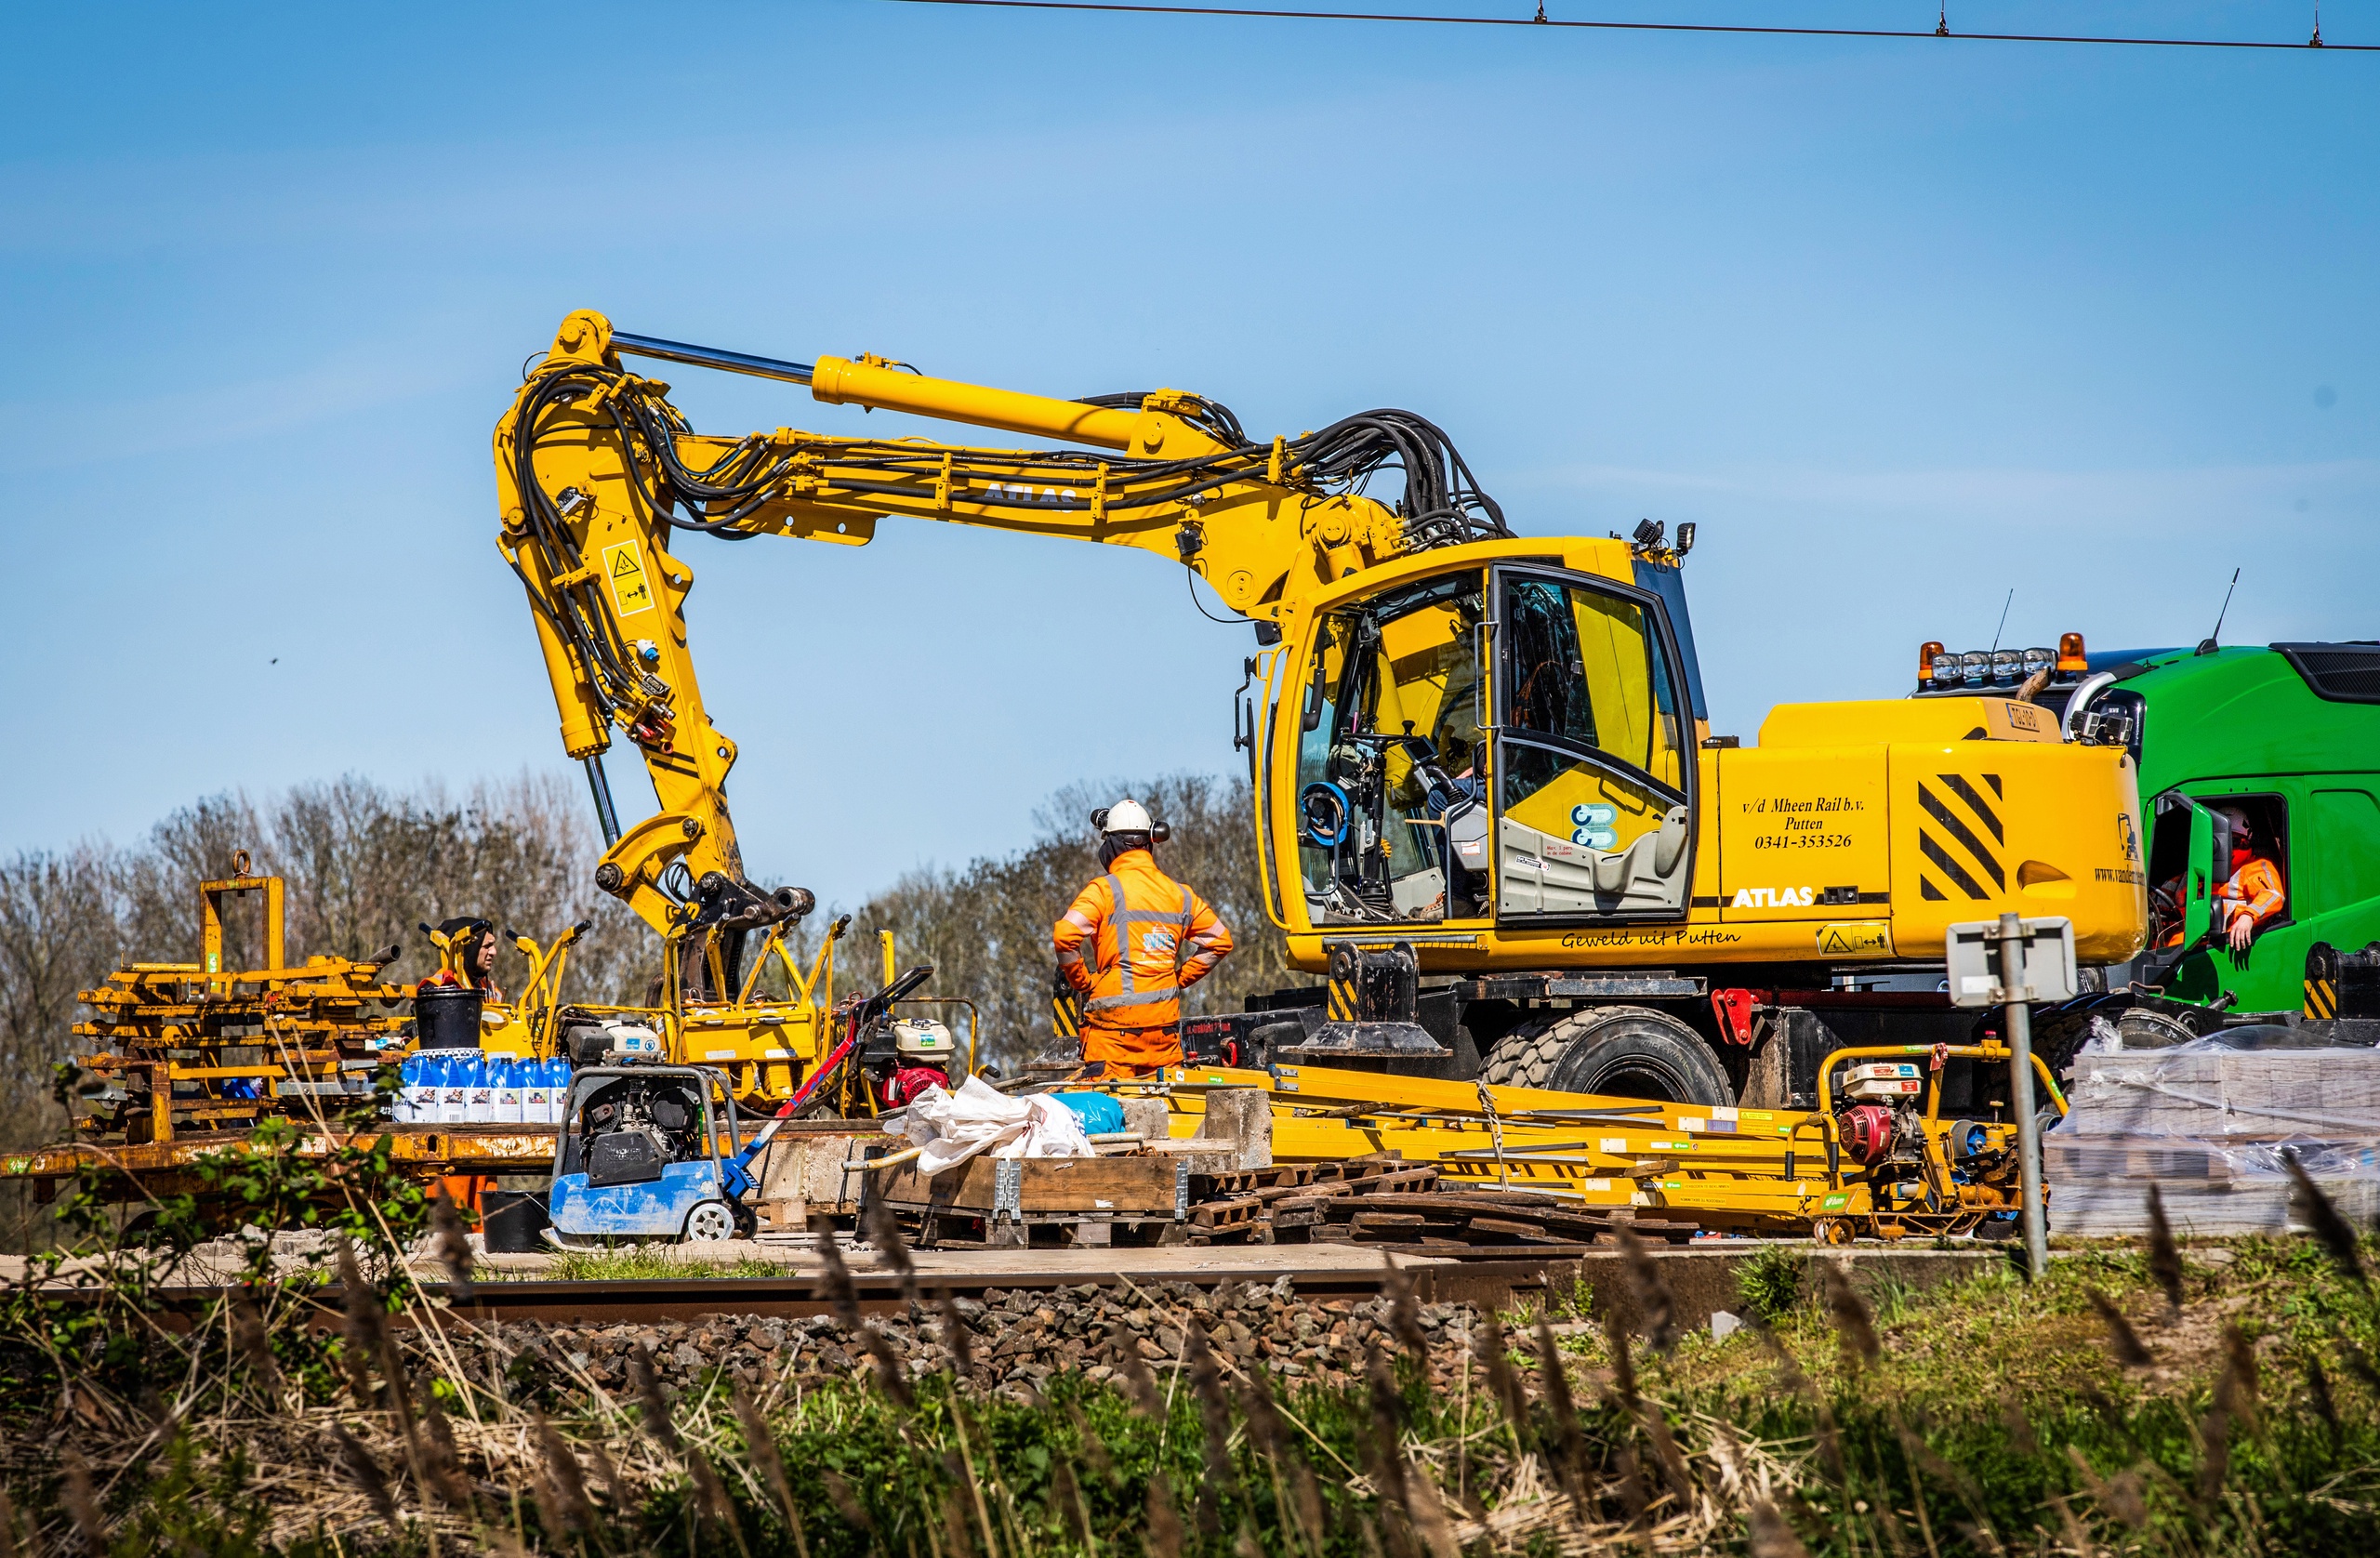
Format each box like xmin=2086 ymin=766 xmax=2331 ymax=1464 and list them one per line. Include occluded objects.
xmin=494 ymin=309 xmax=2146 ymax=1124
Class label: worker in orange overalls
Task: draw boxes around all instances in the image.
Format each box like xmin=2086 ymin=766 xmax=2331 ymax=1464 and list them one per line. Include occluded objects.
xmin=1052 ymin=799 xmax=1234 ymax=1076
xmin=2211 ymin=805 xmax=2286 ymax=954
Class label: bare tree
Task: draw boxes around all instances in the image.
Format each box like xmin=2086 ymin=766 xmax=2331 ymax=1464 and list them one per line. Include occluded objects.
xmin=0 ymin=847 xmax=126 ymax=1150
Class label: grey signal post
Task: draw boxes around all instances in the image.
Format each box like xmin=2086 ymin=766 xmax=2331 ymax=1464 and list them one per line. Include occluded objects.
xmin=1945 ymin=915 xmax=2075 ymax=1280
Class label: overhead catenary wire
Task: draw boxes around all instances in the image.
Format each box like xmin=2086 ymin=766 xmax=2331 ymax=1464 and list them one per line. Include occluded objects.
xmin=879 ymin=0 xmax=2373 ymax=51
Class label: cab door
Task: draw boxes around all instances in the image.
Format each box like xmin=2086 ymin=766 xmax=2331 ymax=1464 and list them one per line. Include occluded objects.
xmin=1490 ymin=567 xmax=1696 ymax=920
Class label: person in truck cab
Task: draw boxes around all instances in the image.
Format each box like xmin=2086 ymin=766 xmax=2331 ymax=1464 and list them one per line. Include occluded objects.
xmin=2149 ymin=805 xmax=2286 ymax=954
xmin=2211 ymin=805 xmax=2286 ymax=953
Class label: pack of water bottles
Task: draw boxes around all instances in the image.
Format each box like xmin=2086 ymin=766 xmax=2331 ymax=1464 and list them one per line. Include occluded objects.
xmin=392 ymin=1049 xmax=574 ymax=1126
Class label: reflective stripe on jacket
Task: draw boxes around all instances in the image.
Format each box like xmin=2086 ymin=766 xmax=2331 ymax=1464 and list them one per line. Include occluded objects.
xmin=1051 ymin=849 xmax=1233 ymax=1032
xmin=2215 ymin=856 xmax=2286 ymax=931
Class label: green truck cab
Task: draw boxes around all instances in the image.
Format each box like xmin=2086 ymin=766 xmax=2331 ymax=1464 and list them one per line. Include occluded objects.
xmin=1912 ymin=637 xmax=2380 ymax=1024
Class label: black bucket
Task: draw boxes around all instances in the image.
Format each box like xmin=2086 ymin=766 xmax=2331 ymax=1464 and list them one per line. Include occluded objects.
xmin=483 ymin=1190 xmax=550 ymax=1254
xmin=414 ymin=984 xmax=485 ymax=1050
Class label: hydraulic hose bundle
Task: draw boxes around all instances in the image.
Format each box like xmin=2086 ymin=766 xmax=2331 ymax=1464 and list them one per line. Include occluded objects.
xmin=507 ymin=361 xmax=1512 ymax=701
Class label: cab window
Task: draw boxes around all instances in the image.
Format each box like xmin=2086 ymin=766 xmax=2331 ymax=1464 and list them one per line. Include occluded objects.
xmin=1295 ymin=572 xmax=1488 ymax=923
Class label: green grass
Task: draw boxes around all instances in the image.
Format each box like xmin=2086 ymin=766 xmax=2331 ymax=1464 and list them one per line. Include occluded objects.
xmin=519 ymin=1246 xmax=793 ymax=1282
xmin=10 ymin=1233 xmax=2380 ymax=1554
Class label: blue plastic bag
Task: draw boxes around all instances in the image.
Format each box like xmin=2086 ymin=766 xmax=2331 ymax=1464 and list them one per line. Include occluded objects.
xmin=1050 ymin=1091 xmax=1127 ymax=1136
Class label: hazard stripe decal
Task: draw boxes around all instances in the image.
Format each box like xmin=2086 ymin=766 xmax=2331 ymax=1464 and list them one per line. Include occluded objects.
xmin=1920 ymin=877 xmax=1949 ymax=902
xmin=1327 ymin=978 xmax=1356 ymax=1021
xmin=1918 ymin=780 xmax=2005 ymax=891
xmin=1919 ymin=832 xmax=1990 ymax=900
xmin=1936 ymin=773 xmax=2004 ymax=843
xmin=1051 ymin=980 xmax=1084 ymax=1038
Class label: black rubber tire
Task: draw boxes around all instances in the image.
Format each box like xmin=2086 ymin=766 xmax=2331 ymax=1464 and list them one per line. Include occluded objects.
xmin=1478 ymin=1005 xmax=1733 ymax=1108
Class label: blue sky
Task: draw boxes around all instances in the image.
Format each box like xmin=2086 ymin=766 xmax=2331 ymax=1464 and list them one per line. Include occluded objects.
xmin=5 ymin=2 xmax=2372 ymax=901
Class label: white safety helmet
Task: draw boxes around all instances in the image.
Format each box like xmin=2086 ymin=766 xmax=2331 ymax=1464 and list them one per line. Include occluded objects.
xmin=1095 ymin=798 xmax=1154 ymax=835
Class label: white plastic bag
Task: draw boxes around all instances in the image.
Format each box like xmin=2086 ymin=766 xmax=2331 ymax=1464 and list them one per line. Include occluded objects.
xmin=1001 ymin=1093 xmax=1096 ymax=1162
xmin=900 ymin=1076 xmax=1096 ymax=1177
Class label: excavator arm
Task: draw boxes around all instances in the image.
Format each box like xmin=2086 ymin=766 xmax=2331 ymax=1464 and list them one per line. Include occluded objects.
xmin=493 ymin=309 xmax=1507 ymax=943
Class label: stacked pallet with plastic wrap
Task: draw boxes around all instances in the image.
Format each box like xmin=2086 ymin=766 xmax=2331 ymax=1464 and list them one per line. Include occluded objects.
xmin=2047 ymin=1034 xmax=2380 ymax=1235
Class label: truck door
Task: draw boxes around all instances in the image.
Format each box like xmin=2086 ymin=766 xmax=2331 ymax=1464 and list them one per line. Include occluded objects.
xmin=1490 ymin=567 xmax=1695 ymax=920
xmin=2148 ymin=788 xmax=2229 ymax=954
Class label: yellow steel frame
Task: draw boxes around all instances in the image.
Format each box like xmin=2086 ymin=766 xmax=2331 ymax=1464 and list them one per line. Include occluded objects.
xmin=1092 ymin=1049 xmax=2050 ymax=1240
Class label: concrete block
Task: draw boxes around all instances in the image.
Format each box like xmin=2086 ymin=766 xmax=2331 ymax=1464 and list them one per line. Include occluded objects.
xmin=752 ymin=1133 xmax=865 ymax=1221
xmin=1197 ymin=1089 xmax=1273 ymax=1170
xmin=1120 ymin=1096 xmax=1173 ymax=1142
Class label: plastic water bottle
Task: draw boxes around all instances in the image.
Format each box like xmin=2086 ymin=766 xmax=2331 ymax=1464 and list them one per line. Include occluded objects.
xmin=466 ymin=1052 xmax=496 ymax=1124
xmin=522 ymin=1057 xmax=549 ymax=1126
xmin=438 ymin=1052 xmax=469 ymax=1124
xmin=494 ymin=1056 xmax=524 ymax=1124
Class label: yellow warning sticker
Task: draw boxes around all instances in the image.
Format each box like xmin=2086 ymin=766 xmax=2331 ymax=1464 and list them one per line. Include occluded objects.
xmin=1817 ymin=921 xmax=1892 ymax=957
xmin=605 ymin=542 xmax=656 ymax=617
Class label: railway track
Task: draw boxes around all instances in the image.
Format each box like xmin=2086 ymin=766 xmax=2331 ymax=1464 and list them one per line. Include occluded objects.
xmin=78 ymin=1253 xmax=1577 ymax=1332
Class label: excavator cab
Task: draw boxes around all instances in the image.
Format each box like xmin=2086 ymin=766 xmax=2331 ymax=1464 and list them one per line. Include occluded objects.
xmin=1283 ymin=552 xmax=1698 ymax=931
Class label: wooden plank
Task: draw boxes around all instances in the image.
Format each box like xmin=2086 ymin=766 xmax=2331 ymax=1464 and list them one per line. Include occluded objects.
xmin=877 ymin=1154 xmax=1183 ymax=1215
xmin=1461 ymin=1215 xmax=1565 ymax=1242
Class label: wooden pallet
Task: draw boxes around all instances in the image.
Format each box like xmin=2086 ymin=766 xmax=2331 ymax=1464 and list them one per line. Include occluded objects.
xmin=872 ymin=1153 xmax=1190 ymax=1248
